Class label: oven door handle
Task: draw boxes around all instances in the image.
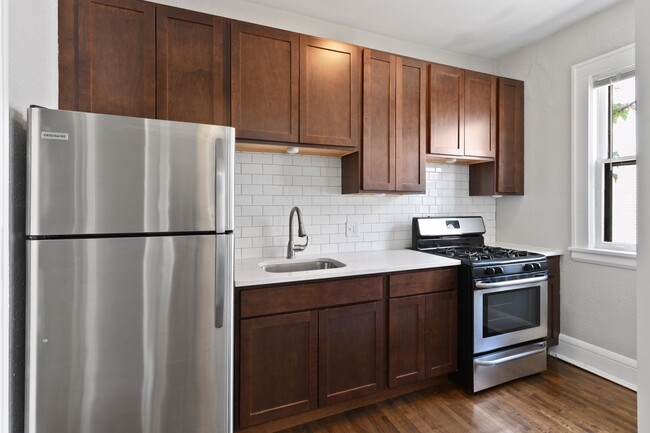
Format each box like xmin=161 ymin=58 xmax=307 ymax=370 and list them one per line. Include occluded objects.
xmin=474 ymin=342 xmax=547 ymax=366
xmin=475 ymin=275 xmax=547 ymax=289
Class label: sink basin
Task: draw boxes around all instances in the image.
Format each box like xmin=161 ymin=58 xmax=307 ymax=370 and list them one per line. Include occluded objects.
xmin=260 ymin=258 xmax=346 ymax=273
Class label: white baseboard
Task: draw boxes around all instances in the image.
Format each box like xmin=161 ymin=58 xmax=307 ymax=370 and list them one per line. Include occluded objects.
xmin=548 ymin=333 xmax=637 ymax=391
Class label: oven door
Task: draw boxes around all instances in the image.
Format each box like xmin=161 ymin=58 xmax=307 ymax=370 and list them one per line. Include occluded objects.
xmin=473 ymin=276 xmax=548 ymax=354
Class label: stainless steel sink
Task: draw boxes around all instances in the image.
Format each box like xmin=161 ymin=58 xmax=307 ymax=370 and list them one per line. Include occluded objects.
xmin=260 ymin=258 xmax=346 ymax=273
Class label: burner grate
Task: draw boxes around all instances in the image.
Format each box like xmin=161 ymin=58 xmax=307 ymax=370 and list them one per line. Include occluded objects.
xmin=432 ymin=246 xmax=532 ymax=262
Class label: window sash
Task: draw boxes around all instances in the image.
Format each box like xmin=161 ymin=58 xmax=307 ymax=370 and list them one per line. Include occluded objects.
xmin=603 ymin=159 xmax=636 ymax=244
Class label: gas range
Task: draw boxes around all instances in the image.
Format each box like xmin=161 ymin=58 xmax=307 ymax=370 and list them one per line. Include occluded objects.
xmin=412 ymin=216 xmax=549 ymax=393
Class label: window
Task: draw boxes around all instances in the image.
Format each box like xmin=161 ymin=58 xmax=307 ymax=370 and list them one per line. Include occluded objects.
xmin=593 ymin=73 xmax=636 ymax=250
xmin=571 ymin=44 xmax=636 ymax=269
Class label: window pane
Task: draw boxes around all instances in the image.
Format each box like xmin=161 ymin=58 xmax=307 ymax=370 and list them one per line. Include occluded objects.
xmin=610 ymin=163 xmax=636 ymax=244
xmin=611 ymin=77 xmax=636 ymax=158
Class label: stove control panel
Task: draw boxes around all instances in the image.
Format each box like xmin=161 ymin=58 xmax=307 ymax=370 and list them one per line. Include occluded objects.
xmin=472 ymin=260 xmax=548 ymax=279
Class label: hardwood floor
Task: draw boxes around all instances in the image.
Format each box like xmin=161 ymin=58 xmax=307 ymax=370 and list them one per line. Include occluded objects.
xmin=282 ymin=357 xmax=637 ymax=433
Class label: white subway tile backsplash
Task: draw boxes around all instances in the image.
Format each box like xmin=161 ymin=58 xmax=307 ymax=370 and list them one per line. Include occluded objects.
xmin=234 ymin=152 xmax=496 ymax=258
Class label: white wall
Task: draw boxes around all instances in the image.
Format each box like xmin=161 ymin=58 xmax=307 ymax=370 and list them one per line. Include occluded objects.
xmin=635 ymin=0 xmax=650 ymax=429
xmin=496 ymin=0 xmax=637 ymax=365
xmin=234 ymin=154 xmax=496 ymax=259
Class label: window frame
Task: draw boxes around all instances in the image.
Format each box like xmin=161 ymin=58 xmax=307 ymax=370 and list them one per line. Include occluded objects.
xmin=570 ymin=44 xmax=636 ymax=269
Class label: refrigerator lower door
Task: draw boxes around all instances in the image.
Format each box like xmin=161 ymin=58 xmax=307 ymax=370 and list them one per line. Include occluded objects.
xmin=27 ymin=235 xmax=232 ymax=433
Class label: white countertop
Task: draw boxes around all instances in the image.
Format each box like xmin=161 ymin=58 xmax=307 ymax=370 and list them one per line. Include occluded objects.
xmin=235 ymin=249 xmax=460 ymax=287
xmin=491 ymin=242 xmax=564 ymax=257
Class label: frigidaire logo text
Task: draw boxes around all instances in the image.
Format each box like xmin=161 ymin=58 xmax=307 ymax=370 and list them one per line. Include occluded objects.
xmin=41 ymin=131 xmax=69 ymax=140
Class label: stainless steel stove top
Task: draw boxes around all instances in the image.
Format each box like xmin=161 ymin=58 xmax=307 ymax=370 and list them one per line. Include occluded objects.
xmin=412 ymin=216 xmax=546 ymax=268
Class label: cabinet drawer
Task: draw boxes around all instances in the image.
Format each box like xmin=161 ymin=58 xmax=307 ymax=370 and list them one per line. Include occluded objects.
xmin=241 ymin=276 xmax=384 ymax=318
xmin=389 ymin=268 xmax=457 ymax=298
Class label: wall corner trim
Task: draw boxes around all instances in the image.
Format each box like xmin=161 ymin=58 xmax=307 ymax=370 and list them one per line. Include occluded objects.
xmin=548 ymin=333 xmax=637 ymax=391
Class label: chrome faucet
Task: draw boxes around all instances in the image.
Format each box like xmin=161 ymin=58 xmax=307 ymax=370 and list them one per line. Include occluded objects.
xmin=287 ymin=206 xmax=309 ymax=259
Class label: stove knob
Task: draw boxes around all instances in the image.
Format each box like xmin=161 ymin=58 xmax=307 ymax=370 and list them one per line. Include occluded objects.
xmin=523 ymin=263 xmax=535 ymax=271
xmin=495 ymin=267 xmax=504 ymax=274
xmin=485 ymin=267 xmax=496 ymax=276
xmin=533 ymin=262 xmax=542 ymax=270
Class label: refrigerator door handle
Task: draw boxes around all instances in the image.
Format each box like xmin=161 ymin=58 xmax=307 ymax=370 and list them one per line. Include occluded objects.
xmin=216 ymin=234 xmax=234 ymax=328
xmin=215 ymin=132 xmax=235 ymax=233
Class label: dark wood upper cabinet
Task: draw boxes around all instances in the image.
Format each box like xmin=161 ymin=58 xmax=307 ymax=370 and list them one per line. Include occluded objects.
xmin=496 ymin=77 xmax=524 ymax=194
xmin=396 ymin=57 xmax=427 ymax=192
xmin=469 ymin=77 xmax=524 ymax=195
xmin=300 ymin=36 xmax=360 ymax=148
xmin=239 ymin=311 xmax=318 ymax=428
xmin=231 ymin=22 xmax=299 ymax=142
xmin=66 ymin=0 xmax=156 ymax=117
xmin=429 ymin=65 xmax=497 ymax=161
xmin=464 ymin=71 xmax=496 ymax=158
xmin=157 ymin=6 xmax=229 ymax=124
xmin=61 ymin=0 xmax=228 ymax=123
xmin=428 ymin=64 xmax=464 ymax=157
xmin=318 ymin=302 xmax=384 ymax=406
xmin=342 ymin=51 xmax=425 ymax=194
xmin=360 ymin=49 xmax=396 ymax=191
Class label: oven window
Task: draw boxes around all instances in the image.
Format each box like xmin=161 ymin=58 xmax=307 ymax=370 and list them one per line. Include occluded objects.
xmin=483 ymin=287 xmax=540 ymax=338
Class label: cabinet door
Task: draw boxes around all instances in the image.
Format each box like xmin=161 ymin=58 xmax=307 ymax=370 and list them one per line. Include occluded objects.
xmin=396 ymin=57 xmax=427 ymax=192
xmin=300 ymin=36 xmax=360 ymax=148
xmin=156 ymin=6 xmax=229 ymax=125
xmin=319 ymin=302 xmax=384 ymax=406
xmin=231 ymin=22 xmax=299 ymax=142
xmin=74 ymin=0 xmax=156 ymax=117
xmin=361 ymin=49 xmax=396 ymax=191
xmin=389 ymin=295 xmax=426 ymax=388
xmin=240 ymin=311 xmax=318 ymax=427
xmin=429 ymin=64 xmax=464 ymax=156
xmin=425 ymin=291 xmax=457 ymax=377
xmin=547 ymin=256 xmax=561 ymax=346
xmin=497 ymin=78 xmax=524 ymax=194
xmin=464 ymin=71 xmax=496 ymax=158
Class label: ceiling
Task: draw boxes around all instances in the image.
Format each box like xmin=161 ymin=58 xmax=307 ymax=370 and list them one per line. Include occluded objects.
xmin=240 ymin=0 xmax=624 ymax=59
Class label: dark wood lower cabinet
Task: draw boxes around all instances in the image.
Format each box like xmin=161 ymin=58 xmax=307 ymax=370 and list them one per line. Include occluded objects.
xmin=425 ymin=291 xmax=457 ymax=377
xmin=547 ymin=256 xmax=561 ymax=346
xmin=239 ymin=311 xmax=318 ymax=428
xmin=237 ymin=268 xmax=458 ymax=430
xmin=389 ymin=295 xmax=426 ymax=387
xmin=319 ymin=302 xmax=385 ymax=406
xmin=389 ymin=291 xmax=457 ymax=388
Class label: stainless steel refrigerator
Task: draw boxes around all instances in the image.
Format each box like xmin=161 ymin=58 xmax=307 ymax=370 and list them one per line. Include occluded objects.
xmin=25 ymin=107 xmax=235 ymax=433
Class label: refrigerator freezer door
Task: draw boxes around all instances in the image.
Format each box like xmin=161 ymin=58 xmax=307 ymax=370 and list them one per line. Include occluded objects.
xmin=26 ymin=236 xmax=232 ymax=433
xmin=27 ymin=108 xmax=235 ymax=236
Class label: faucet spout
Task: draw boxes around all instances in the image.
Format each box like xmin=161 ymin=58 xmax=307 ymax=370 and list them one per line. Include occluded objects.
xmin=287 ymin=206 xmax=309 ymax=259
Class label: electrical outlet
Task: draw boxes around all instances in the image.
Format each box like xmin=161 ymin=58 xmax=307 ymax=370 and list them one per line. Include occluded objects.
xmin=345 ymin=222 xmax=360 ymax=238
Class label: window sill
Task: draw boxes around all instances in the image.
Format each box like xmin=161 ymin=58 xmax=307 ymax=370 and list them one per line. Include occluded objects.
xmin=569 ymin=247 xmax=636 ymax=270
